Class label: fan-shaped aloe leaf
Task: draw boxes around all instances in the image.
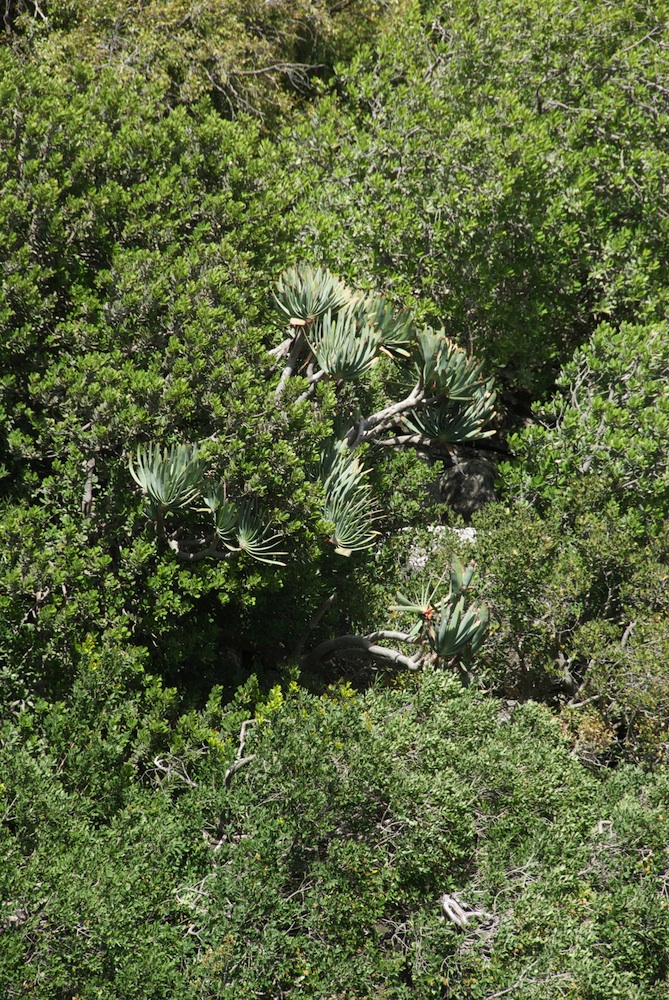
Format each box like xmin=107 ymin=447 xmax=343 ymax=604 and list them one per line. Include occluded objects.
xmin=234 ymin=504 xmax=286 ymax=565
xmin=403 ymin=388 xmax=497 ymax=443
xmin=199 ymin=484 xmax=239 ymax=544
xmin=129 ymin=443 xmax=205 ymax=514
xmin=416 ymin=328 xmax=444 ymax=386
xmin=308 ymin=308 xmax=381 ymax=381
xmin=416 ymin=327 xmax=489 ymax=401
xmin=345 ymin=295 xmax=415 ymax=359
xmin=390 ymin=567 xmax=449 ymax=618
xmin=320 ymin=439 xmax=370 ymax=498
xmin=320 ymin=441 xmax=379 ymax=555
xmin=274 ymin=263 xmax=351 ymax=324
xmin=325 ymin=497 xmax=379 ymax=555
xmin=432 ymin=595 xmax=489 ymax=659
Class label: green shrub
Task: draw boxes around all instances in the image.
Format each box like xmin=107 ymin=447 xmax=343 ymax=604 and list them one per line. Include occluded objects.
xmin=275 ymin=0 xmax=669 ymax=397
xmin=472 ymin=318 xmax=669 ymax=758
xmin=2 ymin=667 xmax=669 ymax=998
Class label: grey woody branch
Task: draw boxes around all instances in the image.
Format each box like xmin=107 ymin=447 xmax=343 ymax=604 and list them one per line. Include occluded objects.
xmin=300 ymin=633 xmax=422 ymax=672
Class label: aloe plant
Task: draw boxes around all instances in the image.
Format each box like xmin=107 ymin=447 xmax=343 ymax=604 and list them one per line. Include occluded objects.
xmin=390 ymin=559 xmax=489 ymax=662
xmin=416 ymin=327 xmax=488 ymax=400
xmin=320 ymin=442 xmax=379 ymax=555
xmin=403 ymin=389 xmax=497 ymax=443
xmin=274 ymin=263 xmax=351 ymax=324
xmin=198 ymin=484 xmax=240 ymax=544
xmin=307 ymin=308 xmax=381 ymax=381
xmin=431 ymin=594 xmax=489 ymax=659
xmin=389 ymin=569 xmax=450 ymax=639
xmin=132 ymin=266 xmax=498 ymax=571
xmin=129 ymin=443 xmax=206 ymax=515
xmin=234 ymin=504 xmax=287 ymax=565
xmin=345 ymin=295 xmax=415 ymax=359
xmin=129 ymin=446 xmax=285 ymax=565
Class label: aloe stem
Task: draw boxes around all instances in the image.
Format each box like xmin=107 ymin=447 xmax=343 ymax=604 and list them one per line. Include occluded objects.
xmin=300 ymin=633 xmax=420 ymax=671
xmin=275 ymin=330 xmax=306 ymax=399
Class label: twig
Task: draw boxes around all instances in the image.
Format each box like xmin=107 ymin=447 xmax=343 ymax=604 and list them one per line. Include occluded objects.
xmin=233 ymin=61 xmax=322 ymax=79
xmin=621 ymin=620 xmax=636 ymax=646
xmin=485 ymin=961 xmax=539 ymax=998
xmin=32 ymin=0 xmax=48 ymax=22
xmin=225 ymin=719 xmax=257 ymax=788
xmin=566 ymin=693 xmax=602 ymax=709
xmin=152 ymin=755 xmax=197 ymax=788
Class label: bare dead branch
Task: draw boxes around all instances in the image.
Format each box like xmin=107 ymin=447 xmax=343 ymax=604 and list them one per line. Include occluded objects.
xmin=224 ymin=755 xmax=257 ymax=787
xmin=376 ymin=434 xmax=433 ymax=449
xmin=225 ymin=719 xmax=257 ymax=788
xmin=81 ymin=457 xmax=96 ymax=516
xmin=268 ymin=336 xmax=293 ymax=358
xmin=295 ymin=368 xmax=327 ymax=404
xmin=440 ymin=892 xmax=489 ymax=927
xmin=346 ymin=381 xmax=426 ymax=447
xmin=152 ymin=755 xmax=197 ymax=788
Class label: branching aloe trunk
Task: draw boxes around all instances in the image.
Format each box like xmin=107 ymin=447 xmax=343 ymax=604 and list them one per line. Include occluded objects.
xmin=126 ymin=264 xmax=494 ymax=669
xmin=272 ymin=262 xmax=497 ymax=556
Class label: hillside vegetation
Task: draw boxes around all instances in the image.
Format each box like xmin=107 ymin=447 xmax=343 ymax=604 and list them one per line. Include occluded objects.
xmin=1 ymin=1 xmax=669 ymax=997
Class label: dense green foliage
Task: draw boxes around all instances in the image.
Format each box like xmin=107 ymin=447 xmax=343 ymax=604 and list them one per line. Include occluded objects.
xmin=4 ymin=0 xmax=397 ymax=119
xmin=2 ymin=0 xmax=669 ymax=995
xmin=4 ymin=666 xmax=669 ymax=998
xmin=471 ymin=316 xmax=669 ymax=758
xmin=277 ymin=0 xmax=669 ymax=396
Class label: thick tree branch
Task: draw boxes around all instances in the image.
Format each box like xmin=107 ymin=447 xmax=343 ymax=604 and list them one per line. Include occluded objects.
xmin=225 ymin=719 xmax=257 ymax=788
xmin=167 ymin=538 xmax=231 ymax=562
xmin=345 ymin=380 xmax=427 ymax=447
xmin=275 ymin=331 xmax=306 ymax=398
xmin=300 ymin=634 xmax=422 ymax=672
xmin=364 ymin=631 xmax=418 ymax=644
xmin=376 ymin=434 xmax=433 ymax=449
xmin=295 ymin=368 xmax=327 ymax=404
xmin=268 ymin=336 xmax=293 ymax=358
